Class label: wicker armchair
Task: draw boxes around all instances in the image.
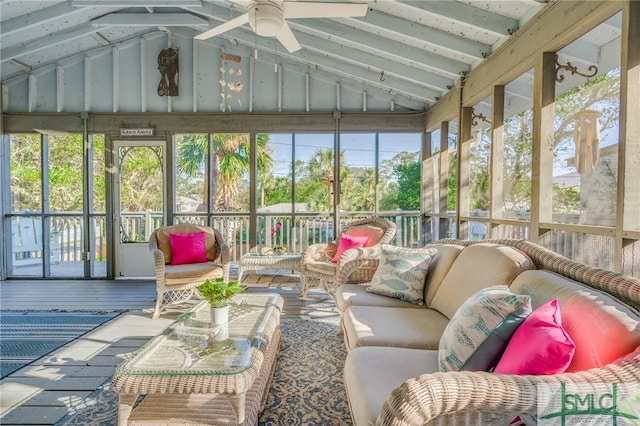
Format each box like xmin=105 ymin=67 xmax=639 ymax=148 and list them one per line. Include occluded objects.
xmin=149 ymin=224 xmax=230 ymax=319
xmin=301 ymin=217 xmax=396 ymax=297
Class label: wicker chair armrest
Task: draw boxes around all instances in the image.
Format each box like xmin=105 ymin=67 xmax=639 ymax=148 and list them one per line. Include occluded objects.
xmin=209 ymin=228 xmax=231 ymax=282
xmin=377 ymin=349 xmax=640 ymax=426
xmin=303 ymin=243 xmax=332 ymax=264
xmin=336 ymin=246 xmax=381 ymax=283
xmin=148 ymin=236 xmax=167 ymax=287
xmin=150 ymin=248 xmax=166 ymax=266
xmin=219 ymin=241 xmax=231 ymax=282
xmin=218 ymin=241 xmax=230 ymax=264
xmin=148 ymin=236 xmax=166 ymax=267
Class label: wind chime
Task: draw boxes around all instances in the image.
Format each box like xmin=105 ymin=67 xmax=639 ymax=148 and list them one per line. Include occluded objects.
xmin=555 ymin=53 xmax=601 ymax=176
xmin=219 ymin=52 xmax=244 ymax=112
xmin=573 ymin=109 xmax=602 ymax=177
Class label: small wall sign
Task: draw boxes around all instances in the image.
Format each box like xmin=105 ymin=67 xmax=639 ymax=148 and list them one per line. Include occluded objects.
xmin=120 ymin=127 xmax=155 ymax=137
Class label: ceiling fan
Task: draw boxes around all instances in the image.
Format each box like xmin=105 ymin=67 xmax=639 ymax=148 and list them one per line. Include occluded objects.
xmin=194 ymin=0 xmax=368 ymax=53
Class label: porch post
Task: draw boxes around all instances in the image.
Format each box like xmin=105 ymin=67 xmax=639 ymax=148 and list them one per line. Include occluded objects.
xmin=490 ymin=85 xmax=505 ymax=238
xmin=616 ymin=0 xmax=640 ymax=272
xmin=530 ymin=52 xmax=556 ymax=244
xmin=458 ymin=106 xmax=472 ymax=239
xmin=439 ymin=122 xmax=450 ymax=239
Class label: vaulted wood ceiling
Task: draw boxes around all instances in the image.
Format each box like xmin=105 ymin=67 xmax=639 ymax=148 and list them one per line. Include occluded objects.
xmin=1 ymin=0 xmax=549 ymax=111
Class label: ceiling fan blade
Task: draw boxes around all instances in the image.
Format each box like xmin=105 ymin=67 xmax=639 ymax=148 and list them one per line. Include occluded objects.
xmin=194 ymin=13 xmax=249 ymax=40
xmin=283 ymin=2 xmax=368 ymax=19
xmin=276 ymin=23 xmax=302 ymax=53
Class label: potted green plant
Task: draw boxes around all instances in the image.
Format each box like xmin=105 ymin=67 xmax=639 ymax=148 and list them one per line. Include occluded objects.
xmin=196 ymin=277 xmax=245 ymax=326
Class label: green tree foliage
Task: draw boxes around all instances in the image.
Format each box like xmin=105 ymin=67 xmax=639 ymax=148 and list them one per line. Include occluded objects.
xmin=469 ymin=131 xmax=490 ymax=211
xmin=463 ymin=71 xmax=620 ymax=216
xmin=48 ymin=135 xmax=84 ymax=211
xmin=503 ymin=110 xmax=533 ymax=213
xmin=296 ymin=148 xmax=339 ymax=211
xmin=92 ymin=135 xmax=107 ymax=212
xmin=119 ymin=145 xmax=164 ymax=212
xmin=552 ymin=184 xmax=581 ymax=213
xmin=257 ymin=146 xmax=420 ymax=213
xmin=176 ymin=133 xmax=273 ymax=211
xmin=379 ymin=151 xmax=419 ymax=211
xmin=347 ymin=167 xmax=376 ymax=211
xmin=394 ymin=161 xmax=421 ymax=210
xmin=448 ymin=153 xmax=457 ymax=212
xmin=10 ymin=134 xmax=42 ymax=211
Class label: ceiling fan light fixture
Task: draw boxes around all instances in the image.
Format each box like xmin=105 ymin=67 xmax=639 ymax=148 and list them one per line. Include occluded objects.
xmin=249 ymin=3 xmax=284 ymax=37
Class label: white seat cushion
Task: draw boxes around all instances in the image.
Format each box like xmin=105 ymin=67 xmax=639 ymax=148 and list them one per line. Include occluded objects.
xmin=335 ymin=284 xmax=425 ymax=314
xmin=344 ymin=347 xmax=439 ymax=426
xmin=164 ymin=261 xmax=224 ymax=284
xmin=343 ymin=306 xmax=449 ymax=351
xmin=305 ymin=260 xmax=337 ymax=275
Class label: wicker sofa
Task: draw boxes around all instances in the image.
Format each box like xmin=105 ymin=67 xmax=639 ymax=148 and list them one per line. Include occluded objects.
xmin=337 ymin=239 xmax=640 ymax=425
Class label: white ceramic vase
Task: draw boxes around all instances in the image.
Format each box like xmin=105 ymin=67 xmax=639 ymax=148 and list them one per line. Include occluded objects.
xmin=214 ymin=323 xmax=230 ymax=341
xmin=210 ymin=305 xmax=229 ymax=326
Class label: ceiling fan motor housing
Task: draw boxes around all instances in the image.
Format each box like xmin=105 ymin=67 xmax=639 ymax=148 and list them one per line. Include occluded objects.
xmin=249 ymin=3 xmax=284 ymax=37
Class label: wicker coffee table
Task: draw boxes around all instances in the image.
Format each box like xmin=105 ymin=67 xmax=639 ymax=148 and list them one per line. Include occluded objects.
xmin=111 ymin=293 xmax=283 ymax=425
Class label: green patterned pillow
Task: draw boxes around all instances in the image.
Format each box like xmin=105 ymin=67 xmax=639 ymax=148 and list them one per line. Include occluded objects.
xmin=365 ymin=245 xmax=438 ymax=305
xmin=438 ymin=285 xmax=531 ymax=372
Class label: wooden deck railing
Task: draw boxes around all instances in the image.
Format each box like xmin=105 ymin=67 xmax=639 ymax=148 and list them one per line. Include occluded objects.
xmin=7 ymin=212 xmax=639 ymax=278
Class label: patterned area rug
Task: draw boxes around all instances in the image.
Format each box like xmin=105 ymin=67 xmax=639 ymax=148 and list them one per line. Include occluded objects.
xmin=0 ymin=312 xmax=119 ymax=379
xmin=54 ymin=317 xmax=352 ymax=425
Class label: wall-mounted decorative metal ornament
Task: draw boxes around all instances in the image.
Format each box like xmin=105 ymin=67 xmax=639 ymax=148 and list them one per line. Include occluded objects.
xmin=555 ymin=53 xmax=598 ymax=83
xmin=471 ymin=108 xmax=491 ymax=126
xmin=157 ymin=47 xmax=179 ymax=96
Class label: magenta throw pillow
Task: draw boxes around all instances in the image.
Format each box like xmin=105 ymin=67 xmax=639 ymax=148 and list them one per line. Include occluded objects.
xmin=331 ymin=233 xmax=369 ymax=263
xmin=169 ymin=232 xmax=208 ymax=265
xmin=494 ymin=299 xmax=575 ymax=375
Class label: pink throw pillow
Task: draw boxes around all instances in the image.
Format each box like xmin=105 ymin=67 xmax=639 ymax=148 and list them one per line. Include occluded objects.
xmin=494 ymin=299 xmax=575 ymax=375
xmin=169 ymin=232 xmax=208 ymax=265
xmin=344 ymin=225 xmax=384 ymax=247
xmin=331 ymin=233 xmax=369 ymax=263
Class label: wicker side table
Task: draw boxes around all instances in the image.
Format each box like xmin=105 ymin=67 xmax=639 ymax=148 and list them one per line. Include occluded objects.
xmin=237 ymin=253 xmax=303 ymax=282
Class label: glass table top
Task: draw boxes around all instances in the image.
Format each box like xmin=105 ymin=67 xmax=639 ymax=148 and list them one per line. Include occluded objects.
xmin=241 ymin=252 xmax=301 ymax=258
xmin=115 ymin=293 xmax=282 ymax=377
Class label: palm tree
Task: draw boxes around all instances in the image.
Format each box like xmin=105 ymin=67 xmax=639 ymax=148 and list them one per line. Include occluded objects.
xmin=176 ymin=133 xmax=273 ymax=212
xmin=304 ymin=148 xmax=335 ymax=211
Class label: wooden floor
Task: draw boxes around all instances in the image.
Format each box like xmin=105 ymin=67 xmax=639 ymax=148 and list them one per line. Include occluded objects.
xmin=0 ymin=272 xmax=336 ymax=426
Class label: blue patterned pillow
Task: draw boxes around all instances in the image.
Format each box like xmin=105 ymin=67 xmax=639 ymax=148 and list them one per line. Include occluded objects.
xmin=365 ymin=245 xmax=437 ymax=305
xmin=438 ymin=286 xmax=531 ymax=372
